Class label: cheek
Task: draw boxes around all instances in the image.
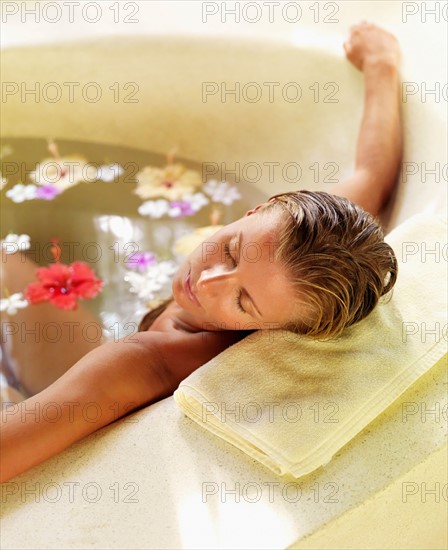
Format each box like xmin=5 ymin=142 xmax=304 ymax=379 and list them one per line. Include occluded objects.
xmin=202 ymin=295 xmax=234 ymax=322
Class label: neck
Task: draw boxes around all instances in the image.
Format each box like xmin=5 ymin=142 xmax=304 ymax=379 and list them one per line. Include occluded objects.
xmin=169 ymin=300 xmax=205 ymax=333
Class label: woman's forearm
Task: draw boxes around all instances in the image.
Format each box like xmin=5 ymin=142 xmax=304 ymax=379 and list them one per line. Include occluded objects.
xmin=0 ymin=335 xmax=173 ymax=482
xmin=354 ymin=60 xmax=402 ymax=198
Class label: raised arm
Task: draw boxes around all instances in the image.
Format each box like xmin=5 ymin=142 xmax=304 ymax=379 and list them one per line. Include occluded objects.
xmin=328 ymin=22 xmax=402 ymax=217
xmin=0 ymin=332 xmax=173 ymax=482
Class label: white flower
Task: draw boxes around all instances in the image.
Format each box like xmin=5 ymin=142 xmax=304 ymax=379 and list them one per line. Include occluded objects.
xmin=167 ymin=204 xmax=184 ymax=218
xmin=5 ymin=183 xmax=38 ymax=203
xmin=138 ymin=199 xmax=170 ymax=218
xmin=1 ymin=233 xmax=31 ymax=254
xmin=98 ymin=164 xmax=124 ymax=182
xmin=154 ymin=260 xmax=178 ymax=280
xmin=184 ymin=192 xmax=210 ymax=212
xmin=124 ymin=260 xmax=178 ymax=302
xmin=203 ymin=179 xmax=220 ymax=194
xmin=0 ymin=293 xmax=29 ymax=315
xmin=204 ymin=179 xmax=241 ymax=206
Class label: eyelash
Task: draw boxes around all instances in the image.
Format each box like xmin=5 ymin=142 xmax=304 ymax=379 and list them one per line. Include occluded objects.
xmin=224 ymin=242 xmax=246 ymax=314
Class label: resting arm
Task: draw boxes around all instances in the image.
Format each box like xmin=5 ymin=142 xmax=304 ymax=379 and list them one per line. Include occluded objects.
xmin=0 ymin=332 xmax=174 ymax=482
xmin=328 ymin=22 xmax=402 ymax=217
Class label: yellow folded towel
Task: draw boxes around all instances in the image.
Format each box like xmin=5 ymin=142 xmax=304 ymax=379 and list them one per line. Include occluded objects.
xmin=173 ymin=213 xmax=447 ymax=478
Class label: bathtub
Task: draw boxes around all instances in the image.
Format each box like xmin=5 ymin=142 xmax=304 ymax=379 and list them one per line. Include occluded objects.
xmin=1 ymin=3 xmax=447 ymax=549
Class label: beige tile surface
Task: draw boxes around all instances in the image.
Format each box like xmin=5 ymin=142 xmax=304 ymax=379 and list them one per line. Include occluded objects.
xmin=289 ymin=442 xmax=448 ymax=550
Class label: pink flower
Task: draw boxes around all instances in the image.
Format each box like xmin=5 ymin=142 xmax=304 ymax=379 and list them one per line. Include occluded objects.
xmin=168 ymin=200 xmax=196 ymax=218
xmin=36 ymin=185 xmax=61 ymax=200
xmin=125 ymin=252 xmax=157 ymax=272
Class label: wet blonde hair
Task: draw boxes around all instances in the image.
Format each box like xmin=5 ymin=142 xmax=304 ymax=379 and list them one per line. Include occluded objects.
xmin=259 ymin=190 xmax=398 ymax=341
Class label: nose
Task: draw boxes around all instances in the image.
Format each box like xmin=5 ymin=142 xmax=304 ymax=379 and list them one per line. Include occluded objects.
xmin=196 ymin=265 xmax=236 ymax=292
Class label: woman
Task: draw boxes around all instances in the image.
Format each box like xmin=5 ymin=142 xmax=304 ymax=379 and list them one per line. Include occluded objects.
xmin=0 ymin=22 xmax=402 ymax=482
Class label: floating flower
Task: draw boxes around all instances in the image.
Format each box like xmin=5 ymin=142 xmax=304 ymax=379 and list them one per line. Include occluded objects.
xmin=1 ymin=233 xmax=31 ymax=254
xmin=30 ymin=157 xmax=87 ymax=191
xmin=35 ymin=184 xmax=62 ymax=200
xmin=0 ymin=292 xmax=29 ymax=315
xmin=124 ymin=260 xmax=177 ymax=302
xmin=98 ymin=164 xmax=124 ymax=182
xmin=173 ymin=225 xmax=224 ymax=257
xmin=29 ymin=140 xmax=87 ymax=191
xmin=183 ymin=192 xmax=210 ymax=212
xmin=138 ymin=199 xmax=170 ymax=218
xmin=5 ymin=183 xmax=38 ymax=203
xmin=125 ymin=251 xmax=157 ymax=272
xmin=134 ymin=162 xmax=203 ymax=201
xmin=204 ymin=179 xmax=242 ymax=205
xmin=167 ymin=200 xmax=196 ymax=218
xmin=24 ymin=240 xmax=104 ymax=310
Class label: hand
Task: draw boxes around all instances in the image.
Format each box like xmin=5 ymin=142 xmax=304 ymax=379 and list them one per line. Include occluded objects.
xmin=343 ymin=22 xmax=400 ymax=72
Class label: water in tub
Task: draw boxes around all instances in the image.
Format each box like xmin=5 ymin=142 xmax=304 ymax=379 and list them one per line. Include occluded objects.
xmin=0 ymin=137 xmax=268 ymax=393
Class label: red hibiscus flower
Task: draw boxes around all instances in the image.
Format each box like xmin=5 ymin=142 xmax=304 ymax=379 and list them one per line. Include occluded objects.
xmin=24 ymin=241 xmax=103 ymax=310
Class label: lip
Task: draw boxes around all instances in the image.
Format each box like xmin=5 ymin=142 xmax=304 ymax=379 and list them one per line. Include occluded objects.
xmin=184 ymin=270 xmax=201 ymax=306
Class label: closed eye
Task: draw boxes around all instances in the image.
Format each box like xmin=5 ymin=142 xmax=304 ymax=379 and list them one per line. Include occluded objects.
xmin=223 ymin=243 xmax=236 ymax=267
xmin=224 ymin=242 xmax=246 ymax=314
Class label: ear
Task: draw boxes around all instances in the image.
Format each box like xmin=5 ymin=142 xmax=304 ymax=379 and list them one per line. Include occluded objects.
xmin=245 ymin=203 xmax=267 ymax=216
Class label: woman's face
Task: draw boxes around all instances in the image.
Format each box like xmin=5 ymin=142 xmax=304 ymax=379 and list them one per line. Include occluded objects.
xmin=171 ymin=205 xmax=299 ymax=332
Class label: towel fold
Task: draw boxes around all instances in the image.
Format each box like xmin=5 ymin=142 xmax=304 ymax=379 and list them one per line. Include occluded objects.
xmin=174 ymin=213 xmax=447 ymax=478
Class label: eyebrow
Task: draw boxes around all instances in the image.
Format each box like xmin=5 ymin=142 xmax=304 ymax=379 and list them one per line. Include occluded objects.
xmin=235 ymin=230 xmax=263 ymax=318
